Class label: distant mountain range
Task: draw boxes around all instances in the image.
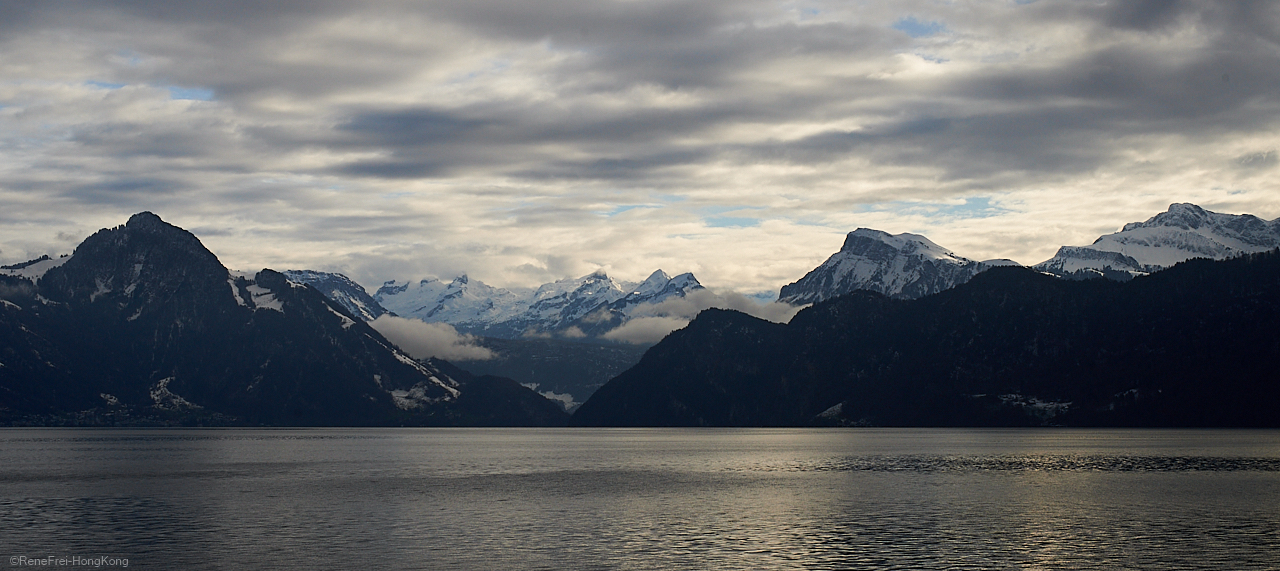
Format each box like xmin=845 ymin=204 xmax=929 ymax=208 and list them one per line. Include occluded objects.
xmin=285 ymin=267 xmax=705 ymax=341
xmin=0 ymin=213 xmax=566 ymax=426
xmin=373 ymin=269 xmax=704 ymax=339
xmin=6 ymin=203 xmax=1275 ymax=426
xmin=572 ymin=250 xmax=1280 ymax=427
xmin=779 ymin=203 xmax=1280 ymax=303
xmin=281 ymin=202 xmax=1280 ymax=417
xmin=1033 ymin=203 xmax=1280 ymax=279
xmin=283 ymin=268 xmax=705 ymax=412
xmin=289 ymin=203 xmax=1280 ymax=336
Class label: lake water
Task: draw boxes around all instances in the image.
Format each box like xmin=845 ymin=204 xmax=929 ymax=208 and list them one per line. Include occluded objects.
xmin=1 ymin=428 xmax=1278 ymax=570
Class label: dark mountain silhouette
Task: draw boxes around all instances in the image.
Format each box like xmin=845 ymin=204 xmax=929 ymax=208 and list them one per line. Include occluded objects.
xmin=572 ymin=250 xmax=1280 ymax=427
xmin=0 ymin=213 xmax=566 ymax=426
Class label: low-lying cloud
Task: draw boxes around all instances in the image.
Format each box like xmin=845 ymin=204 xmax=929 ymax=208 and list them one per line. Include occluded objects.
xmin=369 ymin=315 xmax=495 ymax=361
xmin=602 ymin=289 xmax=806 ymax=344
xmin=602 ymin=316 xmax=692 ymax=345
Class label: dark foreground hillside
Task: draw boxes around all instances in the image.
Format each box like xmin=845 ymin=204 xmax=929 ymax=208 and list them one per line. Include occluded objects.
xmin=572 ymin=250 xmax=1280 ymax=427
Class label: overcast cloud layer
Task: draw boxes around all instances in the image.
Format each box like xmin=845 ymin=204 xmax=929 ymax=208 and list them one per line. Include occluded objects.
xmin=2 ymin=0 xmax=1277 ymax=294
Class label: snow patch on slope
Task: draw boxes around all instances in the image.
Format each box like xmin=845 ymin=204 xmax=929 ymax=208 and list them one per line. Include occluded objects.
xmin=325 ymin=304 xmax=356 ymax=329
xmin=149 ymin=377 xmax=202 ymax=410
xmin=0 ymin=255 xmax=71 ymax=281
xmin=245 ymin=283 xmax=284 ymax=312
xmin=229 ymin=277 xmax=248 ymax=307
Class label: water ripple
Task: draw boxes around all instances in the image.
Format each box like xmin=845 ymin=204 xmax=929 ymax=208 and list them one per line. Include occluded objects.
xmin=788 ymin=454 xmax=1280 ymax=473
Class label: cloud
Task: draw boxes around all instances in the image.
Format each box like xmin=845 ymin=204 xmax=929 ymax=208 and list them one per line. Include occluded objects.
xmin=521 ymin=383 xmax=580 ymax=412
xmin=628 ymin=289 xmax=807 ymax=322
xmin=602 ymin=316 xmax=690 ymax=345
xmin=0 ymin=281 xmax=36 ymax=302
xmin=602 ymin=289 xmax=807 ymax=344
xmin=1 ymin=0 xmax=1278 ymax=297
xmin=369 ymin=315 xmax=495 ymax=361
xmin=1236 ymin=151 xmax=1278 ymax=170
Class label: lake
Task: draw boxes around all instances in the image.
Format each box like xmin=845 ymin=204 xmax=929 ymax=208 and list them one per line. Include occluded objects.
xmin=1 ymin=428 xmax=1278 ymax=570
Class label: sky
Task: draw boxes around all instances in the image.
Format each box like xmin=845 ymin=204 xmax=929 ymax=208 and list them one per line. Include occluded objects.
xmin=1 ymin=0 xmax=1277 ymax=296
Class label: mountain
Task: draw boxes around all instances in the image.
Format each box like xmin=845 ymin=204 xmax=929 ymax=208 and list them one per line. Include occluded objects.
xmin=521 ymin=269 xmax=706 ymax=338
xmin=450 ymin=336 xmax=649 ymax=413
xmin=375 ymin=274 xmax=529 ymax=329
xmin=779 ymin=228 xmax=1016 ymax=304
xmin=620 ymin=270 xmax=703 ymax=309
xmin=282 ymin=269 xmax=390 ymax=321
xmin=1034 ymin=203 xmax=1280 ymax=279
xmin=372 ymin=269 xmax=702 ymax=410
xmin=571 ymin=250 xmax=1280 ymax=427
xmin=284 ymin=268 xmax=699 ymax=412
xmin=777 ymin=204 xmax=1278 ymax=303
xmin=494 ymin=270 xmax=629 ymax=337
xmin=0 ymin=213 xmax=567 ymax=427
xmin=375 ymin=268 xmax=703 ymax=340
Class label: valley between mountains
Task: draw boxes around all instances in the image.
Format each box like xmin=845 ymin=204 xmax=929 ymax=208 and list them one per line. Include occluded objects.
xmin=3 ymin=204 xmax=1278 ymax=426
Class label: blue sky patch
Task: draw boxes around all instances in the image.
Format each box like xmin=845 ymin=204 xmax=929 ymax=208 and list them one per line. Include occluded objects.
xmin=168 ymin=87 xmax=215 ymax=101
xmin=892 ymin=17 xmax=947 ymax=38
xmin=700 ymin=205 xmax=763 ymax=228
xmin=870 ymin=197 xmax=1009 ymax=220
xmin=114 ymin=49 xmax=145 ymax=67
xmin=705 ymin=216 xmax=760 ymax=228
xmin=604 ymin=204 xmax=647 ymax=216
xmin=598 ymin=204 xmax=665 ymax=218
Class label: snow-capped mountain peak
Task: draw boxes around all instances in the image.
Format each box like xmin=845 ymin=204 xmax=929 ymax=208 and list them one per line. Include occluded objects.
xmin=375 ymin=274 xmax=527 ymax=324
xmin=843 ymin=228 xmax=967 ymax=264
xmin=283 ymin=269 xmax=389 ymax=321
xmin=367 ymin=268 xmax=702 ymax=340
xmin=779 ymin=228 xmax=1003 ymax=303
xmin=525 ymin=271 xmax=629 ymax=326
xmin=1035 ymin=203 xmax=1280 ymax=278
xmin=632 ymin=269 xmax=672 ymax=296
xmin=532 ymin=270 xmax=621 ymax=301
xmin=619 ymin=271 xmax=702 ymax=306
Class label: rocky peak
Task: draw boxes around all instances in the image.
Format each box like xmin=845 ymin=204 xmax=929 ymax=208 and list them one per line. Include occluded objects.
xmin=634 ymin=269 xmax=672 ymax=294
xmin=283 ymin=269 xmax=390 ymax=321
xmin=1038 ymin=203 xmax=1280 ymax=279
xmin=780 ymin=228 xmax=987 ymax=304
xmin=125 ymin=211 xmax=167 ymax=230
xmin=1122 ymin=203 xmax=1210 ymax=232
xmin=40 ymin=212 xmax=229 ymax=312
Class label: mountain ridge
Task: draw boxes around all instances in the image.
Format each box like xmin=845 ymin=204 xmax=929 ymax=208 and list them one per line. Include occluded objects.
xmin=0 ymin=212 xmax=566 ymax=427
xmin=1034 ymin=203 xmax=1280 ymax=279
xmin=778 ymin=203 xmax=1280 ymax=303
xmin=778 ymin=227 xmax=1017 ymax=304
xmin=373 ymin=267 xmax=705 ymax=340
xmin=572 ymin=249 xmax=1280 ymax=427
